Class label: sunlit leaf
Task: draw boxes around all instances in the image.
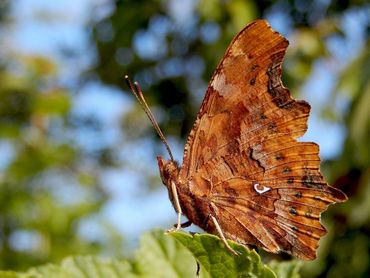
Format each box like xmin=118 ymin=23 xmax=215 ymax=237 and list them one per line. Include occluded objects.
xmin=0 ymin=230 xmax=286 ymax=277
xmin=268 ymin=260 xmax=302 ymax=278
xmin=136 ymin=230 xmax=205 ymax=277
xmin=171 ymin=231 xmax=276 ymax=277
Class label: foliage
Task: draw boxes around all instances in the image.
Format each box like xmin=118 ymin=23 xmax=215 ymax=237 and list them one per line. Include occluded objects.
xmin=171 ymin=231 xmax=275 ymax=277
xmin=0 ymin=230 xmax=304 ymax=278
xmin=268 ymin=260 xmax=302 ymax=278
xmin=0 ymin=54 xmax=122 ymax=269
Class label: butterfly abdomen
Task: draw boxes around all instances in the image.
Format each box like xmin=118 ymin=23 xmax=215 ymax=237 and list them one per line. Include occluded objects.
xmin=177 ymin=186 xmax=214 ymax=231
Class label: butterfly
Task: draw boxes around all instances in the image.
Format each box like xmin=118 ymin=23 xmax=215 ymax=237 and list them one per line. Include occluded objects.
xmin=125 ymin=19 xmax=347 ymax=260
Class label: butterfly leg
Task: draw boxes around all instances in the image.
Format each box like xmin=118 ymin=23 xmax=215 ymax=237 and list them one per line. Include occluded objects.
xmin=173 ymin=220 xmax=192 ymax=229
xmin=166 ymin=181 xmax=183 ymax=232
xmin=210 ymin=215 xmax=239 ymax=255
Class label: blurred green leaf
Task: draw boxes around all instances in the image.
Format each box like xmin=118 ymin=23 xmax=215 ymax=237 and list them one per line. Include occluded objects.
xmin=226 ymin=0 xmax=257 ymax=30
xmin=22 ymin=55 xmax=57 ymax=76
xmin=0 ymin=51 xmax=113 ymax=270
xmin=0 ymin=256 xmax=133 ymax=278
xmin=268 ymin=260 xmax=302 ymax=278
xmin=0 ymin=271 xmax=18 ymax=278
xmin=0 ymin=230 xmax=285 ymax=277
xmin=32 ymin=90 xmax=70 ymax=116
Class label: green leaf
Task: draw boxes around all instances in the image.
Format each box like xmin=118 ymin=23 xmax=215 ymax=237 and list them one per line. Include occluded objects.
xmin=0 ymin=256 xmax=134 ymax=278
xmin=32 ymin=90 xmax=70 ymax=115
xmin=135 ymin=230 xmax=205 ymax=277
xmin=0 ymin=271 xmax=19 ymax=278
xmin=0 ymin=230 xmax=200 ymax=278
xmin=268 ymin=260 xmax=302 ymax=278
xmin=171 ymin=231 xmax=276 ymax=278
xmin=34 ymin=256 xmax=134 ymax=278
xmin=0 ymin=230 xmax=284 ymax=277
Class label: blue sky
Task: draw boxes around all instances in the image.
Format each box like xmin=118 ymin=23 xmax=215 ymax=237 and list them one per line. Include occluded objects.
xmin=3 ymin=0 xmax=368 ymax=250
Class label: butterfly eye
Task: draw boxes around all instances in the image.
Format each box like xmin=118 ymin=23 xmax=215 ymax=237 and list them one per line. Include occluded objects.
xmin=157 ymin=156 xmax=168 ymax=184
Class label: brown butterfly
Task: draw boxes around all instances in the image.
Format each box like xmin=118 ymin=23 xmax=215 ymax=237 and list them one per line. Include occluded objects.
xmin=125 ymin=19 xmax=347 ymax=260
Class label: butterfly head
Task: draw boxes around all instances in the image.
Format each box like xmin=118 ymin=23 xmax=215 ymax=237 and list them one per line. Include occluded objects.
xmin=157 ymin=155 xmax=180 ymax=188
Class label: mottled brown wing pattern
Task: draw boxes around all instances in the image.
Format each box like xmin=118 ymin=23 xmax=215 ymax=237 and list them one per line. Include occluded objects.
xmin=178 ymin=20 xmax=347 ymax=259
xmin=179 ymin=20 xmax=306 ymax=181
xmin=201 ymin=143 xmax=345 ymax=259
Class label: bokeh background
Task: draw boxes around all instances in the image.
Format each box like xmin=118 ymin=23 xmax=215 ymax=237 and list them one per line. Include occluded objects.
xmin=0 ymin=0 xmax=369 ymax=277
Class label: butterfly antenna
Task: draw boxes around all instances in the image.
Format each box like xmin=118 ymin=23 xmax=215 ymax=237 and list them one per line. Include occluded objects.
xmin=125 ymin=75 xmax=174 ymax=162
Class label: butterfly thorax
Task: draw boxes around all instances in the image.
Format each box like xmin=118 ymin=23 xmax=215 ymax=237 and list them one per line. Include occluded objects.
xmin=157 ymin=155 xmax=214 ymax=229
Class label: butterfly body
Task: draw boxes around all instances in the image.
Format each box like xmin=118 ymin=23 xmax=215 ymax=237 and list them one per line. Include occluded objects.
xmin=130 ymin=19 xmax=347 ymax=260
xmin=158 ymin=156 xmax=213 ymax=230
